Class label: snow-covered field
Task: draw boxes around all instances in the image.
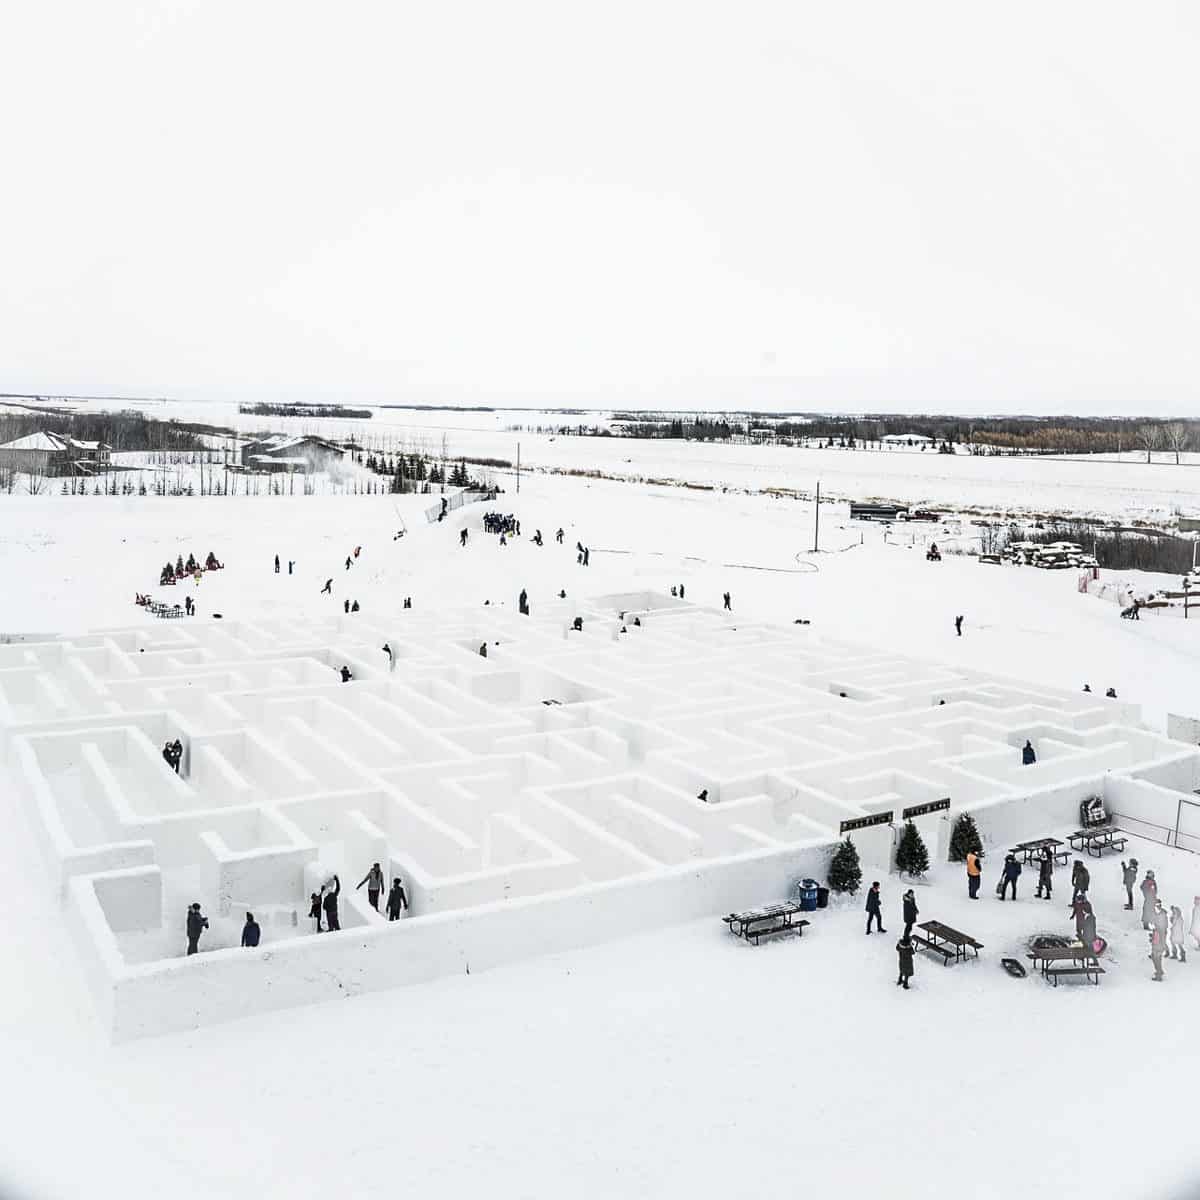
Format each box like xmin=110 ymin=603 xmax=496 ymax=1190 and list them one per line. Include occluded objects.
xmin=3 ymin=451 xmax=1200 ymax=1199
xmin=35 ymin=393 xmax=1200 ymax=520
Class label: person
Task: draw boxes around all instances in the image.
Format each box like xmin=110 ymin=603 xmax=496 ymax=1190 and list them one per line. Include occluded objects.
xmin=558 ymin=589 xmax=567 ymax=599
xmin=309 ymin=891 xmax=323 ymax=933
xmin=1191 ymin=896 xmax=1200 ymax=951
xmin=1121 ymin=859 xmax=1139 ymax=910
xmin=382 ymin=643 xmax=396 ymax=672
xmin=241 ymin=912 xmax=261 ymax=948
xmin=321 ymin=579 xmax=332 ymax=594
xmin=1105 ymin=687 xmax=1118 ymax=699
xmin=344 ymin=598 xmax=350 ymax=614
xmin=999 ymin=853 xmax=1021 ymax=901
xmin=865 ymin=881 xmax=885 ymax=934
xmin=572 ymin=617 xmax=583 ymax=631
xmin=185 ymin=595 xmax=193 ymax=616
xmin=163 ymin=740 xmax=178 ymax=772
xmin=556 ymin=528 xmax=564 ymax=544
xmin=1169 ymin=905 xmax=1187 ymax=962
xmin=679 ymin=584 xmax=685 ymax=600
xmin=1079 ymin=902 xmax=1098 ymax=952
xmin=1036 ymin=846 xmax=1053 ymax=899
xmin=403 ymin=597 xmax=412 ymax=609
xmin=171 ymin=739 xmax=183 ymax=772
xmin=582 ymin=547 xmax=590 ymax=566
xmin=1072 ymin=896 xmax=1092 ymax=940
xmin=339 ymin=665 xmax=353 ymax=683
xmin=1153 ymin=897 xmax=1169 ymax=949
xmin=966 ymin=849 xmax=982 ymax=899
xmin=1150 ymin=925 xmax=1166 ymax=981
xmin=632 ymin=616 xmax=641 ymax=626
xmin=345 ymin=556 xmax=352 ymax=570
xmin=955 ymin=615 xmax=963 ymax=636
xmin=274 ymin=554 xmax=280 ymax=573
xmin=519 ymin=588 xmax=528 ymax=615
xmin=500 ymin=533 xmax=507 ymax=547
xmin=896 ymin=935 xmax=915 ymax=989
xmin=351 ymin=600 xmax=359 ymax=613
xmin=723 ymin=591 xmax=732 ymax=611
xmin=460 ymin=528 xmax=468 ymax=547
xmin=1083 ymin=683 xmax=1091 ymax=693
xmin=1021 ymin=740 xmax=1036 ymax=765
xmin=670 ymin=586 xmax=678 ymax=598
xmin=186 ymin=902 xmax=208 ymax=956
xmin=1141 ymin=870 xmax=1159 ymax=930
xmin=697 ymin=789 xmax=709 ymax=802
xmin=288 ymin=560 xmax=294 ymax=574
xmin=354 ymin=546 xmax=361 ymax=558
xmin=322 ymin=875 xmax=341 ymax=932
xmin=902 ymin=888 xmax=918 ymax=940
xmin=533 ymin=530 xmax=543 ymax=546
xmin=479 ymin=642 xmax=488 ymax=657
xmin=386 ymin=877 xmax=408 ymax=921
xmin=357 ymin=863 xmax=385 ymax=912
xmin=1070 ymin=859 xmax=1090 ymax=907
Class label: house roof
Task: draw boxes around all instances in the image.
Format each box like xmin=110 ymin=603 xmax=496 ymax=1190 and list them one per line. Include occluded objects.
xmin=0 ymin=431 xmax=110 ymax=452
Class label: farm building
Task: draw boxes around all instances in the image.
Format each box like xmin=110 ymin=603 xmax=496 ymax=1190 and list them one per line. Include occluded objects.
xmin=239 ymin=435 xmax=344 ymax=472
xmin=0 ymin=431 xmax=111 ymax=476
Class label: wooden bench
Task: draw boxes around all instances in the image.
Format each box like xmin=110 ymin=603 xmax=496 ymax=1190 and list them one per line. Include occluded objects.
xmin=723 ymin=903 xmax=811 ymax=946
xmin=911 ymin=935 xmax=956 ymax=964
xmin=1045 ymin=964 xmax=1105 ymax=987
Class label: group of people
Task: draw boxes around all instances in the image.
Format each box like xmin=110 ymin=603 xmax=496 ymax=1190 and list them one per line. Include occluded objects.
xmin=1129 ymin=861 xmax=1198 ymax=981
xmin=161 ymin=738 xmax=184 ymax=773
xmin=483 ymin=512 xmax=519 ymax=536
xmin=1081 ymin=684 xmax=1119 ymax=698
xmin=863 ymin=881 xmax=920 ymax=988
xmin=184 ymin=904 xmax=260 ymax=953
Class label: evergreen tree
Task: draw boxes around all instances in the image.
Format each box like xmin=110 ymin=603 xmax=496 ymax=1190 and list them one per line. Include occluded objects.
xmin=828 ymin=838 xmax=862 ymax=895
xmin=948 ymin=813 xmax=983 ymax=863
xmin=895 ymin=821 xmax=930 ymax=877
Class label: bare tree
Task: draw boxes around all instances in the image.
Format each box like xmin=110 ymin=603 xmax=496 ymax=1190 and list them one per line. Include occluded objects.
xmin=1137 ymin=423 xmax=1161 ymax=464
xmin=1164 ymin=422 xmax=1191 ymax=465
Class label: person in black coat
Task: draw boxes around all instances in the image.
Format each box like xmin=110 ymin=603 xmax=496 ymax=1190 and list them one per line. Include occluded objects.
xmin=999 ymin=853 xmax=1021 ymax=900
xmin=865 ymin=881 xmax=886 ymax=934
xmin=309 ymin=891 xmax=323 ymax=933
xmin=1121 ymin=859 xmax=1138 ymax=910
xmin=896 ymin=937 xmax=915 ymax=989
xmin=902 ymin=889 xmax=918 ymax=940
xmin=1021 ymin=740 xmax=1036 ymax=766
xmin=1070 ymin=860 xmax=1090 ymax=908
xmin=241 ymin=912 xmax=261 ymax=948
xmin=322 ymin=875 xmax=341 ymax=932
xmin=186 ymin=903 xmax=208 ymax=955
xmin=386 ymin=878 xmax=408 ymax=921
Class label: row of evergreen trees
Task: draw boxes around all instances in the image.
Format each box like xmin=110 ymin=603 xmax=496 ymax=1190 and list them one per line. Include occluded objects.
xmin=825 ymin=813 xmax=984 ymax=895
xmin=359 ymin=451 xmax=483 ymax=493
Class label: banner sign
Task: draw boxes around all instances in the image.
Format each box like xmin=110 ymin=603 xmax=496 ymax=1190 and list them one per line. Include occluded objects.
xmin=902 ymin=798 xmax=951 ymax=820
xmin=839 ymin=811 xmax=893 ymax=834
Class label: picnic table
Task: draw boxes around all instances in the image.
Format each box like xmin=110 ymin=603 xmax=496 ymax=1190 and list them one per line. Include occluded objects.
xmin=1067 ymin=826 xmax=1127 ymax=857
xmin=722 ymin=902 xmax=811 ymax=946
xmin=1010 ymin=837 xmax=1068 ymax=867
xmin=1026 ymin=944 xmax=1105 ymax=986
xmin=912 ymin=920 xmax=983 ymax=966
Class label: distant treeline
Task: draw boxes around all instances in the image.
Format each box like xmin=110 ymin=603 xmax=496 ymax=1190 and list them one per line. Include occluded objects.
xmin=238 ymin=403 xmax=373 ymax=419
xmin=1011 ymin=523 xmax=1196 ymax=575
xmin=596 ymin=413 xmax=1199 ymax=457
xmin=0 ymin=409 xmax=213 ymax=452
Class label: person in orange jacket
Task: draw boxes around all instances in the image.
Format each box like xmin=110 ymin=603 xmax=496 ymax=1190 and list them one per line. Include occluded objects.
xmin=966 ymin=850 xmax=983 ymax=899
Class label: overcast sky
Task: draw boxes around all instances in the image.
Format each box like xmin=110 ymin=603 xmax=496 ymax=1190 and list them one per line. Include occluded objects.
xmin=3 ymin=2 xmax=1199 ymax=415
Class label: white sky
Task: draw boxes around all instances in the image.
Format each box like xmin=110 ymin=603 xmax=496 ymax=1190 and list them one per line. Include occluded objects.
xmin=3 ymin=1 xmax=1200 ymax=415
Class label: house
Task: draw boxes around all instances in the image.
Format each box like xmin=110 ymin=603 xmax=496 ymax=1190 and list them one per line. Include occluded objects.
xmin=0 ymin=431 xmax=112 ymax=476
xmin=239 ymin=435 xmax=344 ymax=472
xmin=881 ymin=433 xmax=934 ymax=447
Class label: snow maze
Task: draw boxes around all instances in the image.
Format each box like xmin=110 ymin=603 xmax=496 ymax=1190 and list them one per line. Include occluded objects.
xmin=3 ymin=591 xmax=1198 ymax=1039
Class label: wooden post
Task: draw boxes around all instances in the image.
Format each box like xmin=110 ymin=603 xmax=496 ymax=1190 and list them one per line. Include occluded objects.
xmin=813 ymin=481 xmax=820 ymax=553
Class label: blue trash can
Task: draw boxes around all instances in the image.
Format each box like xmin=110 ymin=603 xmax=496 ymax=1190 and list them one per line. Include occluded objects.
xmin=796 ymin=878 xmax=819 ymax=912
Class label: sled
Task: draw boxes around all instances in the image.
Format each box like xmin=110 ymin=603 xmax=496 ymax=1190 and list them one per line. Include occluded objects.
xmin=1000 ymin=958 xmax=1027 ymax=978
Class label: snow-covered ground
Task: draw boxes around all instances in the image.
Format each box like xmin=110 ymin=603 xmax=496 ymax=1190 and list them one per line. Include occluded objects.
xmin=3 ymin=456 xmax=1200 ymax=1199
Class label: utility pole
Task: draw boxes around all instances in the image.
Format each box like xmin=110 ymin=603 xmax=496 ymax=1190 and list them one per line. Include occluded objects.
xmin=516 ymin=442 xmax=521 ymax=494
xmin=813 ymin=481 xmax=820 ymax=553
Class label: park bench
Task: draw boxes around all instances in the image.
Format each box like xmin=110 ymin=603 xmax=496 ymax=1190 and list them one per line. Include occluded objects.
xmin=1028 ymin=944 xmax=1105 ymax=986
xmin=1068 ymin=827 xmax=1127 ymax=857
xmin=722 ymin=902 xmax=810 ymax=946
xmin=913 ymin=920 xmax=982 ymax=965
xmin=1010 ymin=838 xmax=1069 ymax=867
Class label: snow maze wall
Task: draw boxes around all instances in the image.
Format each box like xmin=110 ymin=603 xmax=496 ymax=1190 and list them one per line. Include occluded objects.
xmin=2 ymin=593 xmax=1197 ymax=1039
